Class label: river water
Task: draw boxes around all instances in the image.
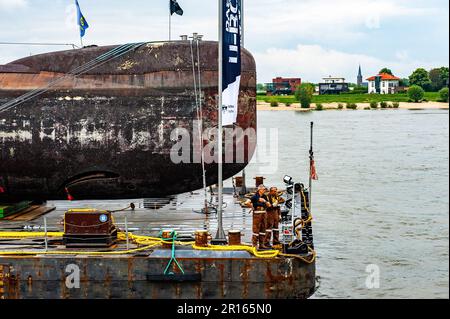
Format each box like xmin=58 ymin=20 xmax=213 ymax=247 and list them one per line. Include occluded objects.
xmin=43 ymin=108 xmax=448 ymax=299
xmin=244 ymin=108 xmax=449 ymax=299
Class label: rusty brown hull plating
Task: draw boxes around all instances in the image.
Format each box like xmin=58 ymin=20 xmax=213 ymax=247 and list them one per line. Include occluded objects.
xmin=0 ymin=253 xmax=315 ymax=299
xmin=0 ymin=41 xmax=257 ymax=201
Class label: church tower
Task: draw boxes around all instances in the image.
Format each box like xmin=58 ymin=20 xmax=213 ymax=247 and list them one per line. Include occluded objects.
xmin=357 ymin=65 xmax=363 ymax=86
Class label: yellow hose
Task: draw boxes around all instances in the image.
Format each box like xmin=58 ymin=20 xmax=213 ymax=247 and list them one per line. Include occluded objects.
xmin=0 ymin=231 xmax=64 ymax=238
xmin=0 ymin=243 xmax=161 ymax=256
xmin=279 ymin=247 xmax=317 ymax=264
xmin=0 ymin=231 xmax=315 ymax=263
xmin=192 ymin=244 xmax=280 ymax=259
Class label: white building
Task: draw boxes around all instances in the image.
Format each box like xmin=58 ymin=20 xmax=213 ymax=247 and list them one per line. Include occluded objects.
xmin=319 ymin=76 xmax=349 ymax=95
xmin=367 ymin=73 xmax=400 ymax=94
xmin=322 ymin=76 xmax=346 ymax=84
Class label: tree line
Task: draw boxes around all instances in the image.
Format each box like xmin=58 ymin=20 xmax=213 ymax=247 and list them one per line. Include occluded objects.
xmin=365 ymin=67 xmax=448 ymax=91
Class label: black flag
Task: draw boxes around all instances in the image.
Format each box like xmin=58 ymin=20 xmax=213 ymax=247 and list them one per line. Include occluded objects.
xmin=170 ymin=0 xmax=183 ymax=16
xmin=221 ymin=0 xmax=241 ymax=125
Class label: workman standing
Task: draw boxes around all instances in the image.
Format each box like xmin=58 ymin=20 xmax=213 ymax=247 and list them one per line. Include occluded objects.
xmin=264 ymin=187 xmax=285 ymax=248
xmin=245 ymin=185 xmax=271 ymax=250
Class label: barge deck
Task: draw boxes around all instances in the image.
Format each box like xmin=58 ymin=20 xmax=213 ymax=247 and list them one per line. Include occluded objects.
xmin=0 ymin=192 xmax=316 ymax=299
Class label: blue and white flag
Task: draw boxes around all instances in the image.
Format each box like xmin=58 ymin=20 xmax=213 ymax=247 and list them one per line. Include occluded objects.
xmin=221 ymin=0 xmax=241 ymax=126
xmin=75 ymin=0 xmax=89 ymax=38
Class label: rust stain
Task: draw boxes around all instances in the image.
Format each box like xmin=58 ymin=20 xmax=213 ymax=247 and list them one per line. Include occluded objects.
xmin=60 ymin=272 xmax=68 ymax=299
xmin=127 ymin=257 xmax=134 ymax=282
xmin=0 ymin=265 xmax=5 ymax=299
xmin=195 ymin=261 xmax=203 ymax=299
xmin=218 ymin=263 xmax=225 ymax=298
xmin=265 ymin=262 xmax=274 ymax=298
xmin=33 ymin=258 xmax=42 ymax=278
xmin=27 ymin=275 xmax=33 ymax=294
xmin=8 ymin=273 xmax=20 ymax=299
xmin=240 ymin=260 xmax=250 ymax=299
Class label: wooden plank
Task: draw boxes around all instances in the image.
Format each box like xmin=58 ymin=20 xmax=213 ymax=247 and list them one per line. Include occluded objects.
xmin=0 ymin=201 xmax=32 ymax=218
xmin=11 ymin=206 xmax=56 ymax=222
xmin=2 ymin=206 xmax=39 ymax=221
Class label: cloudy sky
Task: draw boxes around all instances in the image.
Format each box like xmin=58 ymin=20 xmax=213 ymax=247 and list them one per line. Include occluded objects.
xmin=0 ymin=0 xmax=448 ymax=83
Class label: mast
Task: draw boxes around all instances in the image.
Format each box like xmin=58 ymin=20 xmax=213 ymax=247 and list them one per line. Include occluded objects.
xmin=240 ymin=0 xmax=247 ymax=195
xmin=214 ymin=0 xmax=226 ymax=242
xmin=169 ymin=1 xmax=172 ymax=41
xmin=309 ymin=122 xmax=314 ymax=212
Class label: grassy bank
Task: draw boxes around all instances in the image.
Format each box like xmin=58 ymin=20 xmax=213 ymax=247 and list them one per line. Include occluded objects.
xmin=257 ymin=92 xmax=441 ymax=104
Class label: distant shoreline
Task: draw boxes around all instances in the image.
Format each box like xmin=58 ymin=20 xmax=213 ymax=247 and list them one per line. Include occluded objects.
xmin=257 ymin=101 xmax=450 ymax=111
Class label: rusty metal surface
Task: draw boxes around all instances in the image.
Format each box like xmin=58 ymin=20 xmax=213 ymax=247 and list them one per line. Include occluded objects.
xmin=0 ymin=64 xmax=38 ymax=74
xmin=64 ymin=210 xmax=113 ymax=235
xmin=0 ymin=253 xmax=315 ymax=299
xmin=0 ymin=192 xmax=316 ymax=299
xmin=0 ymin=41 xmax=257 ymax=201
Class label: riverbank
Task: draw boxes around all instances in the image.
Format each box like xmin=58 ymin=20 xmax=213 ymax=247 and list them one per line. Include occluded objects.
xmin=257 ymin=101 xmax=450 ymax=111
xmin=257 ymin=92 xmax=442 ymax=104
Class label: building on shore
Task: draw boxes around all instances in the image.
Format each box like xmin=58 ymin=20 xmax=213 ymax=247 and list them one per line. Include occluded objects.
xmin=367 ymin=72 xmax=401 ymax=94
xmin=318 ymin=76 xmax=349 ymax=95
xmin=357 ymin=65 xmax=363 ymax=86
xmin=266 ymin=77 xmax=302 ymax=95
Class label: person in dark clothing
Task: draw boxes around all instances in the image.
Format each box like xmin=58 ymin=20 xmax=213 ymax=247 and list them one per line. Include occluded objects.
xmin=245 ymin=185 xmax=271 ymax=249
xmin=264 ymin=187 xmax=285 ymax=247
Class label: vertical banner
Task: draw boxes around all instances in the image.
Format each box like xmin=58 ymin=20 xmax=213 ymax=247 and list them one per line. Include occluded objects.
xmin=222 ymin=0 xmax=242 ymax=126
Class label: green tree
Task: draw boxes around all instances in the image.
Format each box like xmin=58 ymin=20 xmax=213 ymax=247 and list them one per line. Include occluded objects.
xmin=439 ymin=87 xmax=449 ymax=102
xmin=352 ymin=86 xmax=368 ymax=94
xmin=399 ymin=78 xmax=410 ymax=87
xmin=408 ymin=85 xmax=425 ymax=102
xmin=409 ymin=68 xmax=432 ymax=91
xmin=428 ymin=67 xmax=449 ymax=91
xmin=439 ymin=67 xmax=449 ymax=84
xmin=257 ymin=83 xmax=267 ymax=92
xmin=295 ymin=83 xmax=315 ymax=108
xmin=379 ymin=68 xmax=393 ymax=75
xmin=429 ymin=68 xmax=448 ymax=91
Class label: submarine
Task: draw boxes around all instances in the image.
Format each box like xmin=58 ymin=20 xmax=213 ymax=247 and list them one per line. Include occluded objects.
xmin=0 ymin=40 xmax=257 ymax=202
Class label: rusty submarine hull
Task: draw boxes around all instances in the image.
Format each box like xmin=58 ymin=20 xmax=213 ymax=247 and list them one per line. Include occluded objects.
xmin=0 ymin=41 xmax=257 ymax=202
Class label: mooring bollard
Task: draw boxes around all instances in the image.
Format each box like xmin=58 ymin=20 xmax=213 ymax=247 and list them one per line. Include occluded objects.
xmin=162 ymin=230 xmax=174 ymax=248
xmin=228 ymin=230 xmax=242 ymax=246
xmin=195 ymin=230 xmax=209 ymax=247
xmin=254 ymin=176 xmax=265 ymax=187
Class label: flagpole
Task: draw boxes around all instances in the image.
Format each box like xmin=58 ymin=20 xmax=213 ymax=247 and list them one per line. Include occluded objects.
xmin=169 ymin=2 xmax=172 ymax=41
xmin=241 ymin=0 xmax=244 ymax=48
xmin=309 ymin=121 xmax=314 ymax=212
xmin=214 ymin=0 xmax=226 ymax=243
xmin=240 ymin=0 xmax=247 ymax=194
xmin=80 ymin=36 xmax=83 ymax=48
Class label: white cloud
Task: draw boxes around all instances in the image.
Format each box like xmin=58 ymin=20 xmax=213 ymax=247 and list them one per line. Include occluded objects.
xmin=254 ymin=44 xmax=440 ymax=83
xmin=0 ymin=0 xmax=27 ymax=10
xmin=0 ymin=0 xmax=446 ymax=81
xmin=246 ymin=0 xmax=436 ymax=43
